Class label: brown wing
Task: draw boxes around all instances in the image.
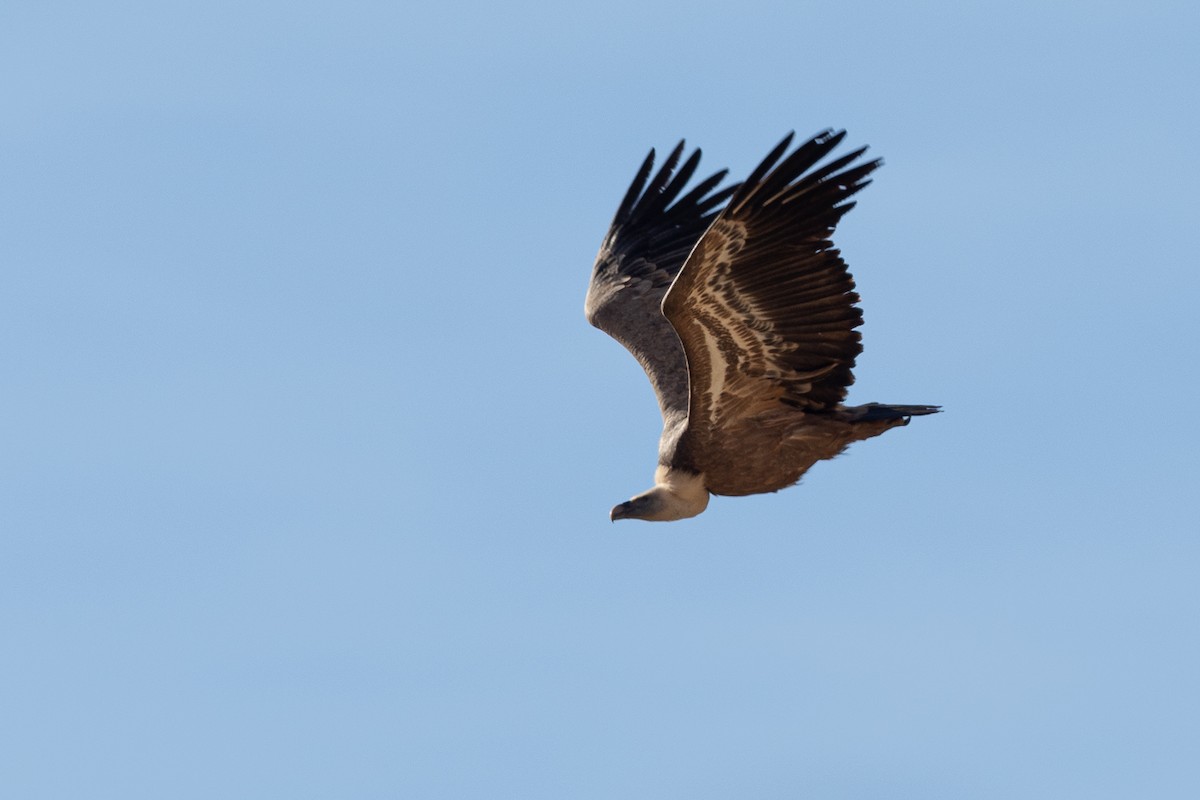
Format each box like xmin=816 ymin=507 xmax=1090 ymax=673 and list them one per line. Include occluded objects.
xmin=661 ymin=130 xmax=879 ymax=458
xmin=586 ymin=142 xmax=737 ymax=425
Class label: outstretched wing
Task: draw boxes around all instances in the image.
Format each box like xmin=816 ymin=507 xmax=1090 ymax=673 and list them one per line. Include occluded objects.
xmin=586 ymin=142 xmax=737 ymax=425
xmin=662 ymin=130 xmax=878 ymax=442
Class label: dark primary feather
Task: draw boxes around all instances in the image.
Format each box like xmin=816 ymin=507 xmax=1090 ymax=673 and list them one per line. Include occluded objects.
xmin=663 ymin=130 xmax=881 ymax=441
xmin=585 ymin=143 xmax=737 ymax=424
xmin=595 ymin=141 xmax=736 ymax=286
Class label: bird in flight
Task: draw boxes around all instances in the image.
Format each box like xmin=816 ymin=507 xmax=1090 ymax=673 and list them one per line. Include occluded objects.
xmin=586 ymin=130 xmax=938 ymax=522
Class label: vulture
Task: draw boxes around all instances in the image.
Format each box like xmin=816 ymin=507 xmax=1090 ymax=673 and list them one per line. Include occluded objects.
xmin=585 ymin=129 xmax=938 ymax=522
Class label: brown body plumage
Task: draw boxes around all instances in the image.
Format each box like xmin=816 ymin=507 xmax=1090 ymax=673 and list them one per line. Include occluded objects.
xmin=687 ymin=408 xmax=909 ymax=497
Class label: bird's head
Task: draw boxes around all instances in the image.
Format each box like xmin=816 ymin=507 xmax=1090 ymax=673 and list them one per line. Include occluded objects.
xmin=610 ymin=479 xmax=709 ymax=522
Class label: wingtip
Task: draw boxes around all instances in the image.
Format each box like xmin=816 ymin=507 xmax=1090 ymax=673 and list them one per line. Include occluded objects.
xmin=666 ymin=139 xmax=687 ymax=164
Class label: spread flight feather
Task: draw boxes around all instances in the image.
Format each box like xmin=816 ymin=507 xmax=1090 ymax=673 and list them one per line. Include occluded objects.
xmin=586 ymin=130 xmax=938 ymax=522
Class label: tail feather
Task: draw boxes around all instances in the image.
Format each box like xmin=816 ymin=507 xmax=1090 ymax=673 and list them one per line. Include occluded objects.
xmin=849 ymin=403 xmax=941 ymax=422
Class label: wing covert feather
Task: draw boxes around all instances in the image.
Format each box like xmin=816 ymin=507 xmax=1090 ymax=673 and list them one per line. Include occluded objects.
xmin=662 ymin=130 xmax=879 ymax=446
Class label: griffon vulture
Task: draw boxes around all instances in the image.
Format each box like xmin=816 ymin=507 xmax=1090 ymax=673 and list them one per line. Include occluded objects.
xmin=586 ymin=130 xmax=938 ymax=522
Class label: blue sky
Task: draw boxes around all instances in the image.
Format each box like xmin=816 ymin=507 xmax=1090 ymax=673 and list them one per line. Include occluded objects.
xmin=2 ymin=1 xmax=1198 ymax=797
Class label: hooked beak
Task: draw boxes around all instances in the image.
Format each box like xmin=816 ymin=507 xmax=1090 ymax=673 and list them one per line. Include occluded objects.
xmin=610 ymin=502 xmax=633 ymax=522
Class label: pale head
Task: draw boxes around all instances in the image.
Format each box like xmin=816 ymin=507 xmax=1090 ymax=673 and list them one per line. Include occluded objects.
xmin=610 ymin=467 xmax=710 ymax=522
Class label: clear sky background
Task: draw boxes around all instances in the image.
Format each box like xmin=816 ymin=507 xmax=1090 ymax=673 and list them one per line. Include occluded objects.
xmin=3 ymin=1 xmax=1198 ymax=798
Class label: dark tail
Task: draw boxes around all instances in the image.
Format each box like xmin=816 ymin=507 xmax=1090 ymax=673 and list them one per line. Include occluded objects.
xmin=848 ymin=403 xmax=941 ymax=422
